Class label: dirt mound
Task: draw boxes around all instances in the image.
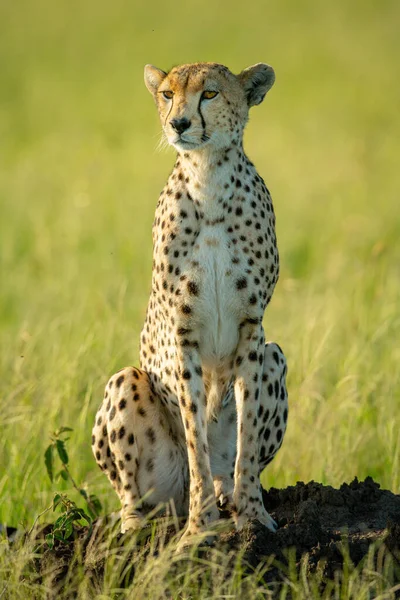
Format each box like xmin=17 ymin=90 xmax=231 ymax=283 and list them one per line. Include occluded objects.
xmin=28 ymin=477 xmax=400 ymax=591
xmin=221 ymin=476 xmax=400 ymax=581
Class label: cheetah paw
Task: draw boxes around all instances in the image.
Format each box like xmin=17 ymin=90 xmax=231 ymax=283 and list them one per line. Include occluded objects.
xmin=121 ymin=512 xmax=145 ymax=534
xmin=235 ymin=508 xmax=278 ymax=532
xmin=175 ymin=528 xmax=216 ymax=554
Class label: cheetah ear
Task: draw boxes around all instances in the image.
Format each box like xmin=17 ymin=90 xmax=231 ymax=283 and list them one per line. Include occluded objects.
xmin=238 ymin=63 xmax=275 ymax=107
xmin=144 ymin=64 xmax=167 ymax=97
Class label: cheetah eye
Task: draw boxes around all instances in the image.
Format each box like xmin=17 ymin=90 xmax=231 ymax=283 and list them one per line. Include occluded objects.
xmin=202 ymin=91 xmax=219 ymax=100
xmin=162 ymin=91 xmax=174 ymax=100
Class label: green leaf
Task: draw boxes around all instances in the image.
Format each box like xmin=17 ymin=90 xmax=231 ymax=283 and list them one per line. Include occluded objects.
xmin=44 ymin=445 xmax=54 ymax=482
xmin=57 ymin=426 xmax=73 ymax=436
xmin=54 ymin=515 xmax=67 ymax=529
xmin=74 ymin=508 xmax=91 ymax=525
xmin=56 ymin=440 xmax=69 ymax=465
xmin=45 ymin=533 xmax=54 ymax=549
xmin=86 ymin=505 xmax=95 ymax=521
xmin=60 ymin=469 xmax=69 ymax=481
xmin=79 ymin=489 xmax=88 ymax=500
xmin=53 ymin=530 xmax=65 ymax=542
xmin=88 ymin=494 xmax=102 ymax=517
xmin=53 ymin=494 xmax=62 ymax=511
xmin=64 ymin=521 xmax=73 ymax=539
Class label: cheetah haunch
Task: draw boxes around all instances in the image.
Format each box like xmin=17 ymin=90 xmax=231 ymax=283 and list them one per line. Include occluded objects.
xmin=92 ymin=62 xmax=288 ymax=548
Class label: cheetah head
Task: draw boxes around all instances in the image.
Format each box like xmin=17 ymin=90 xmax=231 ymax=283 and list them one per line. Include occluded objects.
xmin=144 ymin=62 xmax=275 ymax=152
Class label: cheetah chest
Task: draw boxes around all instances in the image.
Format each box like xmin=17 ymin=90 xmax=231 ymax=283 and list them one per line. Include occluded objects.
xmin=187 ymin=225 xmax=242 ymax=365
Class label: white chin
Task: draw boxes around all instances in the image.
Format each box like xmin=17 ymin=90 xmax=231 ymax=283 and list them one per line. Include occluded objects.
xmin=170 ymin=138 xmax=207 ymax=151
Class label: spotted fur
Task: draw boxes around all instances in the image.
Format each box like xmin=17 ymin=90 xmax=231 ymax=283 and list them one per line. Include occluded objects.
xmin=92 ymin=62 xmax=288 ymax=547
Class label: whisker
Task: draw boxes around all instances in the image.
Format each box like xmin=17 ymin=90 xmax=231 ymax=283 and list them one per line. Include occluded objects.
xmin=155 ymin=131 xmax=169 ymax=153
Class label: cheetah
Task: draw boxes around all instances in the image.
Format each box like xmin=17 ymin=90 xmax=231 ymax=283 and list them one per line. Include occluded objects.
xmin=92 ymin=62 xmax=288 ymax=548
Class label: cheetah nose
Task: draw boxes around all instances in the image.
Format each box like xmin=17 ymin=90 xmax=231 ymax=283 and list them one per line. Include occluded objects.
xmin=170 ymin=118 xmax=191 ymax=135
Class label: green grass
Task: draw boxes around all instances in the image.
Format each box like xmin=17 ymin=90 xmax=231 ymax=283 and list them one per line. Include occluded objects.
xmin=0 ymin=0 xmax=399 ymax=596
xmin=2 ymin=523 xmax=400 ymax=600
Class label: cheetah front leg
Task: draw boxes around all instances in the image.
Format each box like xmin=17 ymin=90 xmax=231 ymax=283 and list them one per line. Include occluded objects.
xmin=208 ymin=389 xmax=237 ymax=510
xmin=175 ymin=345 xmax=220 ymax=550
xmin=233 ymin=324 xmax=277 ymax=532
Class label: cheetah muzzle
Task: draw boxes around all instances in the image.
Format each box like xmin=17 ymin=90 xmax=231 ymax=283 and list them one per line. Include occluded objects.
xmin=92 ymin=61 xmax=289 ymax=550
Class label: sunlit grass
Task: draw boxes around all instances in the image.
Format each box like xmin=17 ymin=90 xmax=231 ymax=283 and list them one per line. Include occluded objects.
xmin=0 ymin=0 xmax=399 ymax=595
xmin=1 ymin=525 xmax=400 ymax=599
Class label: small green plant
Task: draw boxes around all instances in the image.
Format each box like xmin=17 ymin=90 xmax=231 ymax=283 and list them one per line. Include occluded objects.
xmin=43 ymin=426 xmax=102 ymax=548
xmin=44 ymin=493 xmax=92 ymax=549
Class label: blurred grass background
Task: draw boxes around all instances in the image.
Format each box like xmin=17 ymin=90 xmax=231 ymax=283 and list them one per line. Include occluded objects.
xmin=0 ymin=0 xmax=399 ymax=527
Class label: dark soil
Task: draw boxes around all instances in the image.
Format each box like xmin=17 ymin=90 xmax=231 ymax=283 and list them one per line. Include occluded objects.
xmin=23 ymin=477 xmax=400 ymax=593
xmin=236 ymin=476 xmax=400 ymax=580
